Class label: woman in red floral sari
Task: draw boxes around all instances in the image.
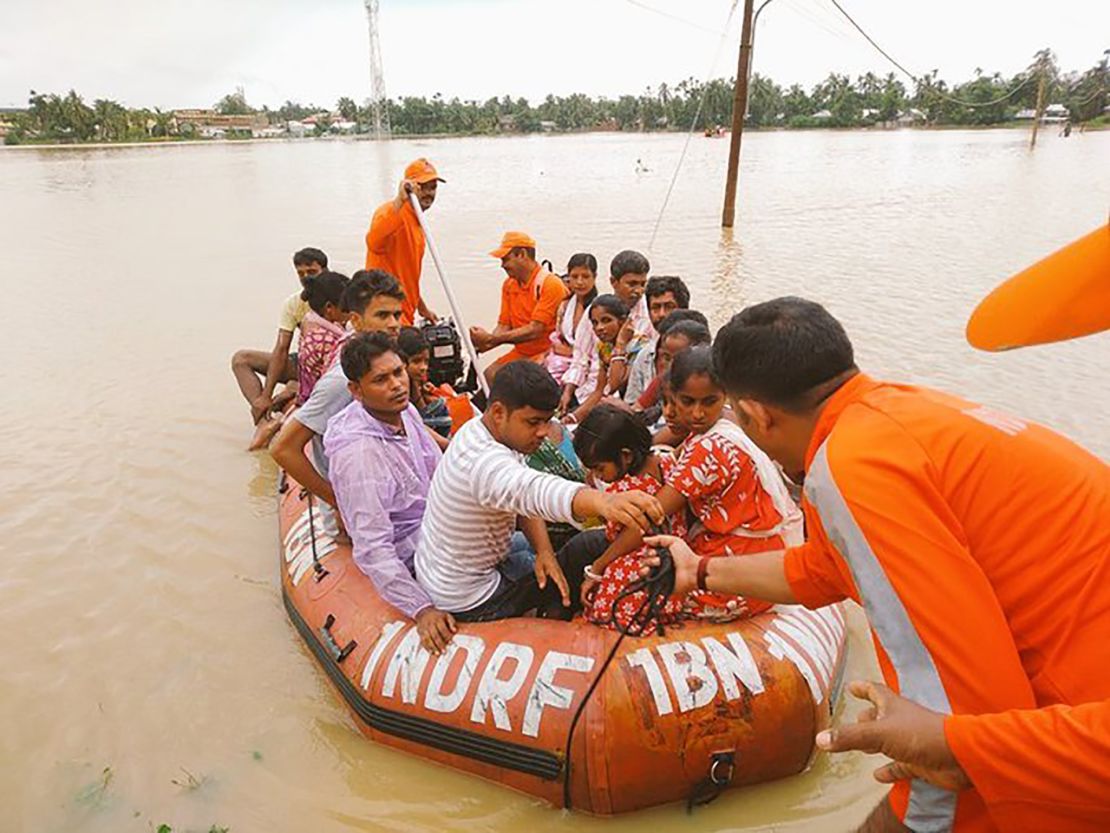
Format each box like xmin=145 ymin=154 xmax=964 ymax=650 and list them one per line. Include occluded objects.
xmin=581 ymin=349 xmax=804 ymax=630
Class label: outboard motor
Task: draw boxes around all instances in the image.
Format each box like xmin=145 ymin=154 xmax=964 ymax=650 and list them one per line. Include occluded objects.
xmin=421 ymin=318 xmax=467 ymax=389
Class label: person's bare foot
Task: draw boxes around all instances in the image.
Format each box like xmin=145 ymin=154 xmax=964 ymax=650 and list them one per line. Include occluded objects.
xmin=247 ymin=414 xmax=283 ymax=451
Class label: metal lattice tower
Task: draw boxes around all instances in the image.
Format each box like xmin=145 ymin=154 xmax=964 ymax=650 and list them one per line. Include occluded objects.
xmin=364 ymin=0 xmax=391 ymax=140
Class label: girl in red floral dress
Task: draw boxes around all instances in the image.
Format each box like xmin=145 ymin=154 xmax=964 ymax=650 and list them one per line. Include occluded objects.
xmin=572 ymin=403 xmax=688 ymax=632
xmin=585 ymin=348 xmax=805 ymax=628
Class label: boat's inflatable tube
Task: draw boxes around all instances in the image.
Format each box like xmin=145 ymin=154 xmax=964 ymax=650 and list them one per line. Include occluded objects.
xmin=279 ymin=479 xmax=848 ymax=814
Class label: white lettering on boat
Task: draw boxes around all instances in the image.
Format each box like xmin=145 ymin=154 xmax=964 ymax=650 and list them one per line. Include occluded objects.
xmin=425 ymin=634 xmax=486 ymax=714
xmin=382 ymin=628 xmax=433 ymax=705
xmin=360 ymin=620 xmax=407 ymax=690
xmin=522 ymin=651 xmax=595 ymax=738
xmin=283 ymin=510 xmax=337 ymax=586
xmin=470 ymin=643 xmax=534 ymax=732
xmin=703 ymin=633 xmax=765 ymax=699
xmin=658 ymin=642 xmax=719 ymax=712
xmin=625 ymin=648 xmax=674 ymax=715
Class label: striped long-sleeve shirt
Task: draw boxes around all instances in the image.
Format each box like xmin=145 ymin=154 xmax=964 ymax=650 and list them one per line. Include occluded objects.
xmin=414 ymin=417 xmax=585 ymax=613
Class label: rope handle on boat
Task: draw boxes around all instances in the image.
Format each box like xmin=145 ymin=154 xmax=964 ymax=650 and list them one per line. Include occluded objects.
xmin=562 ymin=527 xmax=676 ymax=809
xmin=686 ymin=750 xmax=737 ymax=812
xmin=319 ymin=613 xmax=358 ymax=664
xmin=302 ymin=488 xmax=329 ymax=582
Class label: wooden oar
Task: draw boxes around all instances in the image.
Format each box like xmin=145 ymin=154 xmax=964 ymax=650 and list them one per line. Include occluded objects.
xmin=966 ymin=222 xmax=1110 ymax=351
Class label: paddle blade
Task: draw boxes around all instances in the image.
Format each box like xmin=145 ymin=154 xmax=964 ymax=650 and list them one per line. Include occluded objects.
xmin=966 ymin=223 xmax=1110 ymax=351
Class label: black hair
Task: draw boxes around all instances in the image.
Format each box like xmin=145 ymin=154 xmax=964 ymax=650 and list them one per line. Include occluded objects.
xmin=341 ymin=269 xmax=405 ymax=314
xmin=589 ymin=294 xmax=629 ymax=321
xmin=670 ymin=345 xmax=720 ymax=392
xmin=657 ymin=308 xmax=709 ymax=336
xmin=293 ymin=247 xmax=328 ymax=268
xmin=567 ymin=252 xmax=598 ymax=275
xmin=610 ymin=249 xmax=650 ymax=279
xmin=572 ymin=403 xmax=652 ymax=477
xmin=339 ymin=331 xmax=398 ymax=383
xmin=645 ymin=275 xmax=690 ymax=309
xmin=661 ymin=320 xmax=711 ymax=348
xmin=299 ymin=270 xmax=349 ymax=315
xmin=712 ymin=297 xmax=856 ymax=412
xmin=396 ymin=326 xmax=429 ymax=361
xmin=488 ymin=360 xmax=561 ymax=413
xmin=510 ymin=246 xmax=537 ymax=261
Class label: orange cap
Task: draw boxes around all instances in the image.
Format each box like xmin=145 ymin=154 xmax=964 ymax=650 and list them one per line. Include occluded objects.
xmin=489 ymin=231 xmax=538 ymax=259
xmin=404 ymin=158 xmax=444 ymax=184
xmin=966 ymin=222 xmax=1110 ymax=351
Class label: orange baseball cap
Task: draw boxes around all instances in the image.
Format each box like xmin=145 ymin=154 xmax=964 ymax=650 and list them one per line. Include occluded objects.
xmin=489 ymin=231 xmax=537 ymax=259
xmin=966 ymin=221 xmax=1110 ymax=351
xmin=405 ymin=158 xmax=445 ymax=184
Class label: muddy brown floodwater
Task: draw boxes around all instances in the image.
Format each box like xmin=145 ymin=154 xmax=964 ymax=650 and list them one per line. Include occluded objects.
xmin=1 ymin=128 xmax=1107 ymax=833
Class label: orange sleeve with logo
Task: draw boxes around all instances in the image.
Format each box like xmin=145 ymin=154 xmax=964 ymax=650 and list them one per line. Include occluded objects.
xmin=945 ymin=701 xmax=1110 ymax=833
xmin=531 ymin=276 xmax=568 ymax=327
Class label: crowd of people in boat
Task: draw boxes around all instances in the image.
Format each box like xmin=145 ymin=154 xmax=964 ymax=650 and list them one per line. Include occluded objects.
xmin=230 ymin=157 xmax=810 ymax=653
xmin=229 ymin=158 xmax=1110 ymax=830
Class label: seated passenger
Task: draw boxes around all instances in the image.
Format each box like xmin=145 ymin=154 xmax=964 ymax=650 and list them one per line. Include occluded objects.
xmin=624 ymin=275 xmax=692 ymax=404
xmin=469 ymin=232 xmax=568 ymax=387
xmin=544 ymin=253 xmax=598 ymax=386
xmin=324 ymin=333 xmax=456 ymax=653
xmin=558 ymin=249 xmax=654 ymax=414
xmin=231 ymin=246 xmax=328 ymax=433
xmin=634 ymin=318 xmax=712 ymax=418
xmin=414 ymin=361 xmax=664 ymax=625
xmin=572 ymin=404 xmax=687 ymax=632
xmin=582 ymin=347 xmax=804 ymax=625
xmin=561 ymin=294 xmax=630 ymax=424
xmin=297 ymin=271 xmax=350 ymax=405
xmin=396 ymin=327 xmax=453 ymax=437
xmin=271 ymin=270 xmax=405 ymax=518
xmin=652 ymin=368 xmax=690 ymax=450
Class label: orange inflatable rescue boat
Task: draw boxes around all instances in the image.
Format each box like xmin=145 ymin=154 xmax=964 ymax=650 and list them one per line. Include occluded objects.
xmin=279 ymin=477 xmax=848 ymax=814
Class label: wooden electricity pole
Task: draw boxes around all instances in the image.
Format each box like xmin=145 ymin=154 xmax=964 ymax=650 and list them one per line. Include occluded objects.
xmin=1029 ymin=68 xmax=1047 ymax=150
xmin=721 ymin=0 xmax=756 ymax=228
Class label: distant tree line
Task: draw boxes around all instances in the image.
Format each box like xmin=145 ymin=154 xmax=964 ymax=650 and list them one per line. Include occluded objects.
xmin=4 ymin=48 xmax=1105 ymax=145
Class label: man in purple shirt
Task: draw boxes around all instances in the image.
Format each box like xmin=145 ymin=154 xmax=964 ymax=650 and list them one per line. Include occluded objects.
xmin=323 ymin=331 xmax=456 ymax=653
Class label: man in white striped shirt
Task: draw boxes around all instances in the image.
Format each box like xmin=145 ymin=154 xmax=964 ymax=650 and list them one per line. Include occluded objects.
xmin=414 ymin=361 xmax=663 ymax=632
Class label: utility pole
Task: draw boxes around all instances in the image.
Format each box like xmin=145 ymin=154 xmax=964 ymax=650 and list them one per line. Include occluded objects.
xmin=1029 ymin=67 xmax=1047 ymax=150
xmin=722 ymin=0 xmax=755 ymax=229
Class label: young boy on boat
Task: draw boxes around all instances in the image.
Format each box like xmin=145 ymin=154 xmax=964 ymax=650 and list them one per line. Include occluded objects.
xmin=395 ymin=326 xmax=476 ymax=438
xmin=413 ymin=361 xmax=665 ymax=629
xmin=624 ymin=275 xmax=691 ymax=405
xmin=231 ymin=247 xmax=328 ymax=439
xmin=323 ymin=332 xmax=457 ymax=654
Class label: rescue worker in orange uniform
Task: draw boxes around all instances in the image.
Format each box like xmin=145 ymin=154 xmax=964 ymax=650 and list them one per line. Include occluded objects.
xmin=469 ymin=231 xmax=568 ymax=387
xmin=364 ymin=158 xmax=444 ymax=325
xmin=645 ymin=293 xmax=1110 ymax=832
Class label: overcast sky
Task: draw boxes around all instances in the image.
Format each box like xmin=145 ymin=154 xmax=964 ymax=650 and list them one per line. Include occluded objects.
xmin=2 ymin=0 xmax=1107 ymax=109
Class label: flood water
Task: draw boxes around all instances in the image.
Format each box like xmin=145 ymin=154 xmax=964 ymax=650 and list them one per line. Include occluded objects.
xmin=2 ymin=128 xmax=1107 ymax=833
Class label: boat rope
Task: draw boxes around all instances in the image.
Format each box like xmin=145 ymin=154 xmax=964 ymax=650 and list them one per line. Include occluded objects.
xmin=825 ymin=0 xmax=1033 ymax=108
xmin=647 ymin=0 xmax=741 ymax=253
xmin=304 ymin=489 xmax=329 ymax=581
xmin=561 ymin=535 xmax=676 ymax=809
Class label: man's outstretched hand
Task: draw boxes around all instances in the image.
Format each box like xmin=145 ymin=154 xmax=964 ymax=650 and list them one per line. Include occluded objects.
xmin=817 ymin=680 xmax=971 ymax=792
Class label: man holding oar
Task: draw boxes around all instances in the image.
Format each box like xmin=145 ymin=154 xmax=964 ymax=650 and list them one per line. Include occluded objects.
xmin=645 ymin=289 xmax=1110 ymax=832
xmin=365 ymin=158 xmax=444 ymax=326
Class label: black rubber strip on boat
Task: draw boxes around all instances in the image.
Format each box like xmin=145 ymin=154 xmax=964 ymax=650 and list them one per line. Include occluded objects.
xmin=282 ymin=589 xmax=565 ymax=781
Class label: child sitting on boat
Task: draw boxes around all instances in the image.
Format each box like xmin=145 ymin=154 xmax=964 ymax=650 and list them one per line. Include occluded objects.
xmin=562 ymin=294 xmax=635 ymax=424
xmin=297 ymin=271 xmax=350 ymax=405
xmin=572 ymin=404 xmax=688 ymax=632
xmin=579 ymin=347 xmax=804 ymax=630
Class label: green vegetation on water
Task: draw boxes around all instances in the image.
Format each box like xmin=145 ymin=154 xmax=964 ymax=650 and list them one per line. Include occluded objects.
xmin=3 ymin=48 xmax=1105 ymax=145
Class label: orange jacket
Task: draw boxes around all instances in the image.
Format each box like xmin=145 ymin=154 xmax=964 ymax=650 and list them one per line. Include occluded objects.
xmin=783 ymin=373 xmax=1110 ymax=832
xmin=365 ymin=199 xmax=424 ymax=325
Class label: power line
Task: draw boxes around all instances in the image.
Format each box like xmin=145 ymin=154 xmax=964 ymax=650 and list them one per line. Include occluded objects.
xmin=624 ymin=0 xmax=727 ymax=35
xmin=648 ymin=0 xmax=741 ymax=252
xmin=824 ymin=0 xmax=1033 ymax=108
